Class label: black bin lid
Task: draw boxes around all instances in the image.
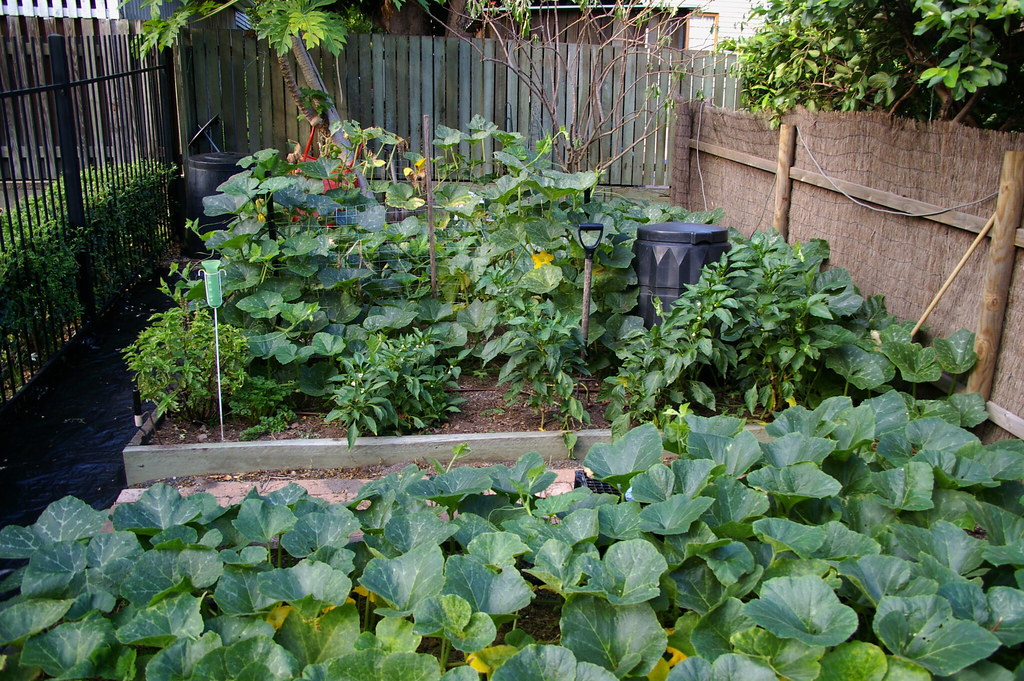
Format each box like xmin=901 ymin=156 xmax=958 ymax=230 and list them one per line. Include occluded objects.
xmin=637 ymin=222 xmax=728 ymax=244
xmin=188 ymin=152 xmax=247 ymax=170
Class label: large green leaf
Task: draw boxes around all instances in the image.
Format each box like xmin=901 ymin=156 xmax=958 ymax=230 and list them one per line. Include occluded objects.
xmin=442 ymin=554 xmax=533 ymax=615
xmin=360 ymin=542 xmax=445 ymax=617
xmin=762 ymin=433 xmax=837 ymax=467
xmin=304 ymin=649 xmax=440 ymax=681
xmin=687 ymin=430 xmax=763 ymax=477
xmin=730 ymin=627 xmax=825 ymax=681
xmin=524 ymin=539 xmax=586 ymax=594
xmin=743 ymin=576 xmax=858 ymax=646
xmin=412 ymin=593 xmax=496 ymax=653
xmin=190 ymin=634 xmax=298 ymax=681
xmin=111 ymin=483 xmax=204 ymax=534
xmin=817 ymin=641 xmax=887 ymax=681
xmin=212 ymin=565 xmax=277 ymax=616
xmin=584 ymin=424 xmax=664 ymax=489
xmin=417 ymin=467 xmax=494 ymax=510
xmin=767 ymin=398 xmax=852 ymax=438
xmin=597 ymin=502 xmax=643 ymax=541
xmin=700 ymin=477 xmax=770 ymax=538
xmin=826 ymin=344 xmax=895 ymax=391
xmin=280 ymin=507 xmax=359 ymax=558
xmin=275 ymin=603 xmax=360 ymax=667
xmin=691 ymin=598 xmax=753 ymax=661
xmin=145 ymin=631 xmax=223 ymax=681
xmin=629 ymin=465 xmax=675 ymax=503
xmin=20 ymin=613 xmax=118 ymax=680
xmin=377 ymin=512 xmax=456 ymax=557
xmin=881 ymin=341 xmax=941 ymax=383
xmin=257 ymin=561 xmax=352 ymax=619
xmin=872 ymin=595 xmax=999 ymax=675
xmin=115 ymin=593 xmax=203 ymax=647
xmin=905 ymin=417 xmax=979 ymax=461
xmin=891 ymin=521 xmax=984 ymax=576
xmin=559 ymin=595 xmax=666 ymax=678
xmin=232 ymin=498 xmax=298 ymax=545
xmin=810 ymin=522 xmax=881 ymax=561
xmin=490 ymin=644 xmax=576 ymax=681
xmin=840 ymin=554 xmax=938 ymax=608
xmin=572 ymin=539 xmax=668 ymax=605
xmin=933 ymin=329 xmax=977 ymax=375
xmin=985 ymin=586 xmax=1024 ymax=646
xmin=870 ymin=461 xmax=934 ymax=511
xmin=519 ymin=264 xmax=563 ymax=294
xmin=21 ymin=540 xmax=86 ymax=599
xmin=638 ymin=495 xmax=715 ymax=535
xmin=752 ymin=518 xmax=827 ymax=559
xmin=746 ymin=463 xmax=842 ymax=503
xmin=457 ymin=299 xmax=499 ymax=334
xmin=0 ymin=598 xmax=73 ymax=644
xmin=120 ymin=547 xmax=222 ymax=608
xmin=31 ymin=496 xmax=108 ymax=545
xmin=466 ymin=532 xmax=530 ymax=569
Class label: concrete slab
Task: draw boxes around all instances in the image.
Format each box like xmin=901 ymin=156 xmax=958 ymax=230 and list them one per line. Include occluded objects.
xmin=113 ymin=470 xmax=580 ymax=509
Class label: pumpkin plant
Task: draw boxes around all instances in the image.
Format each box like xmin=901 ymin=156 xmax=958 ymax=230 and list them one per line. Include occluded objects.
xmin=3 ymin=397 xmax=1023 ymax=679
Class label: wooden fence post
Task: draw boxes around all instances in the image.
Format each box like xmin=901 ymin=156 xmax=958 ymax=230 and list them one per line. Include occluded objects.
xmin=967 ymin=150 xmax=1024 ymax=400
xmin=671 ymin=101 xmax=691 ymax=208
xmin=772 ymin=123 xmax=797 ymax=241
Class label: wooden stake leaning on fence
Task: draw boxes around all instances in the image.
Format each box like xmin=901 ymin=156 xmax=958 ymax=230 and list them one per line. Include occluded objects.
xmin=424 ymin=115 xmax=437 ymax=298
xmin=772 ymin=123 xmax=797 ymax=241
xmin=911 ymin=211 xmax=997 ymax=338
xmin=967 ymin=150 xmax=1024 ymax=400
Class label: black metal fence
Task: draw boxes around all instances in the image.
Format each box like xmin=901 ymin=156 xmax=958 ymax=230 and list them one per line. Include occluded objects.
xmin=0 ymin=33 xmax=180 ymax=408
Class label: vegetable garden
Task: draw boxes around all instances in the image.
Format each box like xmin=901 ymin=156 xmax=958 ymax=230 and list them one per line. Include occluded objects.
xmin=2 ymin=117 xmax=1023 ymax=679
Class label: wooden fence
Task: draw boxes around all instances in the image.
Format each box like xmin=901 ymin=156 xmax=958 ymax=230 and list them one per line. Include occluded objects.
xmin=177 ymin=29 xmax=739 ymax=187
xmin=671 ymin=103 xmax=1024 ymax=441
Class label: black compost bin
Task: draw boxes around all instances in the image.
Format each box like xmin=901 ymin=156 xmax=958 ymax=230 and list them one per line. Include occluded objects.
xmin=634 ymin=222 xmax=729 ymax=327
xmin=184 ymin=152 xmax=246 ymax=255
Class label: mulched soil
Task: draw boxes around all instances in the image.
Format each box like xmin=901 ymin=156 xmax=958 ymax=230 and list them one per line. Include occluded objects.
xmin=148 ymin=374 xmax=609 ymax=446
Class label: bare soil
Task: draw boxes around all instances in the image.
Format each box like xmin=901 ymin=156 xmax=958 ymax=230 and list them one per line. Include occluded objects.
xmin=148 ymin=374 xmax=609 ymax=445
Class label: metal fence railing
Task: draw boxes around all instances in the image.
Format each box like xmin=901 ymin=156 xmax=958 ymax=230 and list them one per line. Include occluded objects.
xmin=0 ymin=33 xmax=180 ymax=409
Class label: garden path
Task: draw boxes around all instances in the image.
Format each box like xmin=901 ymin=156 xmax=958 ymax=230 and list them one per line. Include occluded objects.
xmin=0 ymin=277 xmax=170 ymax=531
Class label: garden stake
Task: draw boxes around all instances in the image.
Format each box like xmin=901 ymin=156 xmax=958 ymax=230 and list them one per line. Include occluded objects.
xmin=424 ymin=115 xmax=437 ymax=298
xmin=912 ymin=211 xmax=996 ymax=338
xmin=201 ymin=260 xmax=226 ymax=442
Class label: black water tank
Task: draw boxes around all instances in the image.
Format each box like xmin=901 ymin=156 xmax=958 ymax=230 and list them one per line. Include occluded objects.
xmin=185 ymin=152 xmax=246 ymax=255
xmin=635 ymin=222 xmax=730 ymax=328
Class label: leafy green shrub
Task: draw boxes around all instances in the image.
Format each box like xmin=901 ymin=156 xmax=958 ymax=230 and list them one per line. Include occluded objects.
xmin=481 ymin=297 xmax=588 ymax=431
xmin=2 ymin=402 xmax=1023 ymax=680
xmin=229 ymin=375 xmax=297 ymax=440
xmin=123 ymin=269 xmax=250 ymax=421
xmin=605 ymin=229 xmax=984 ymax=432
xmin=325 ymin=328 xmax=466 ymax=446
xmin=0 ymin=162 xmax=175 ymax=340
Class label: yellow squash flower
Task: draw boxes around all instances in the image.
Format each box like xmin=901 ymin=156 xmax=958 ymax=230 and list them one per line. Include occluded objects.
xmin=531 ymin=251 xmax=554 ymax=269
xmin=266 ymin=604 xmax=292 ymax=630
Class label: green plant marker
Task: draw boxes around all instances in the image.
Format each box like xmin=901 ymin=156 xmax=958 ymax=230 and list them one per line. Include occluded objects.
xmin=201 ymin=259 xmax=223 ymax=308
xmin=202 ymin=260 xmax=225 ymax=441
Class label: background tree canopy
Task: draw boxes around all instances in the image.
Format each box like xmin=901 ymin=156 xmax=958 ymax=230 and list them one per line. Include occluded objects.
xmin=724 ymin=0 xmax=1024 ymax=131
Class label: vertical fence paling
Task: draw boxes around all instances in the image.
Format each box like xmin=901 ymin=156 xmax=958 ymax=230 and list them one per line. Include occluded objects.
xmin=0 ymin=31 xmax=177 ymax=408
xmin=49 ymin=34 xmax=95 ymax=319
xmin=177 ymin=30 xmax=740 ymax=187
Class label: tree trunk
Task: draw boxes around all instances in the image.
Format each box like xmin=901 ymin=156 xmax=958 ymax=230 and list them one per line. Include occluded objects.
xmin=285 ymin=36 xmax=368 ymax=191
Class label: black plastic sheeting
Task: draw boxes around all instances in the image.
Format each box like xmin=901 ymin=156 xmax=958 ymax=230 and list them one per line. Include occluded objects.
xmin=0 ymin=277 xmax=171 ymax=531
